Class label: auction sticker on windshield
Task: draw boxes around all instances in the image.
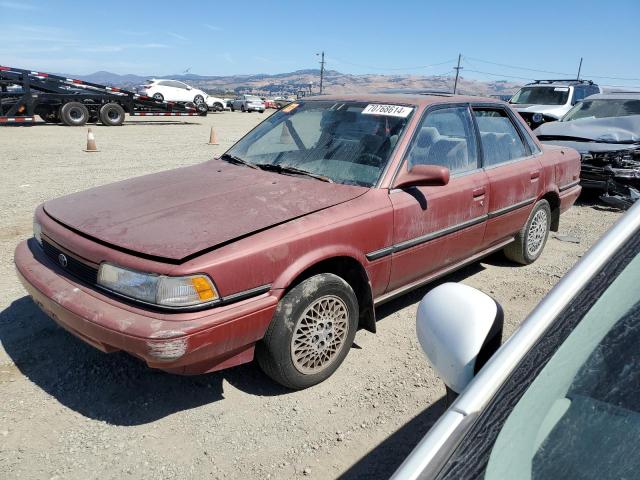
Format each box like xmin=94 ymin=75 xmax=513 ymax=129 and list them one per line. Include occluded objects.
xmin=362 ymin=104 xmax=413 ymax=117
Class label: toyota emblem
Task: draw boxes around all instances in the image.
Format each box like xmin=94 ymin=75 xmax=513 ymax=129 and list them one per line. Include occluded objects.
xmin=58 ymin=253 xmax=68 ymax=268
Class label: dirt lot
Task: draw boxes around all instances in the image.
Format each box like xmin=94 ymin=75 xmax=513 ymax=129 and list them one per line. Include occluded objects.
xmin=0 ymin=112 xmax=623 ymax=479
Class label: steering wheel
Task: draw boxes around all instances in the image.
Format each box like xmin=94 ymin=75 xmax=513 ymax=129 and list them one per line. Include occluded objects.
xmin=356 ymin=153 xmax=383 ymax=167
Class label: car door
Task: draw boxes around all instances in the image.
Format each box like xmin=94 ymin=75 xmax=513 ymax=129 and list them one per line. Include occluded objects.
xmin=386 ymin=105 xmax=490 ymax=292
xmin=472 ymin=105 xmax=543 ymax=247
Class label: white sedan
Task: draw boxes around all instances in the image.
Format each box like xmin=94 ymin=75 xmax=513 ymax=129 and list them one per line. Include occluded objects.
xmin=140 ymin=79 xmax=226 ymax=111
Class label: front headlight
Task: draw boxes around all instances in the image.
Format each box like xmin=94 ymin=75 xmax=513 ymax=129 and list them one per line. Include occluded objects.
xmin=97 ymin=263 xmax=219 ymax=308
xmin=33 ymin=219 xmax=42 ymax=246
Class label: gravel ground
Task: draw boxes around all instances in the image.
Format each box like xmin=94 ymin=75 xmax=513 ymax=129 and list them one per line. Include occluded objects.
xmin=0 ymin=112 xmax=624 ymax=479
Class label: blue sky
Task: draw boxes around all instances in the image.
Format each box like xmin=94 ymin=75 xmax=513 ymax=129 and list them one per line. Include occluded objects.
xmin=1 ymin=0 xmax=639 ymax=87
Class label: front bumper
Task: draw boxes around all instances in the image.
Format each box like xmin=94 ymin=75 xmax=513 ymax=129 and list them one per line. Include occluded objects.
xmin=14 ymin=239 xmax=278 ymax=374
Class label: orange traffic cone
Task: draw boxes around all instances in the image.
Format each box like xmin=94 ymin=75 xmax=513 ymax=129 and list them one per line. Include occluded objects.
xmin=208 ymin=126 xmax=219 ymax=145
xmin=83 ymin=128 xmax=99 ymax=152
xmin=280 ymin=122 xmax=292 ymax=144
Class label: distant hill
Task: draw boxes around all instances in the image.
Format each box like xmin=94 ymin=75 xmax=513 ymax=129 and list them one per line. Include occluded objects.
xmin=60 ymin=69 xmax=522 ymax=97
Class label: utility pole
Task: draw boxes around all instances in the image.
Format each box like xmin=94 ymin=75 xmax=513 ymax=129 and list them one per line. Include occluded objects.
xmin=453 ymin=53 xmax=462 ymax=94
xmin=576 ymin=57 xmax=583 ymax=80
xmin=317 ymin=51 xmax=325 ymax=94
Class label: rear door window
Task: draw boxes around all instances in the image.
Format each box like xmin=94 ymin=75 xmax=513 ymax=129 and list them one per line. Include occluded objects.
xmin=406 ymin=106 xmax=478 ymax=174
xmin=473 ymin=108 xmax=528 ymax=167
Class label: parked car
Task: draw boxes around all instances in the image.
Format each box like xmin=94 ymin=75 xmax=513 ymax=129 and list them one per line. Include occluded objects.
xmin=263 ymin=99 xmax=277 ymax=109
xmin=393 ymin=200 xmax=640 ymax=480
xmin=15 ymin=94 xmax=581 ymax=389
xmin=535 ymin=93 xmax=640 ymax=209
xmin=510 ymin=79 xmax=601 ymax=129
xmin=140 ymin=79 xmax=225 ymax=111
xmin=230 ymin=94 xmax=265 ymax=113
xmin=273 ymin=96 xmax=294 ymax=109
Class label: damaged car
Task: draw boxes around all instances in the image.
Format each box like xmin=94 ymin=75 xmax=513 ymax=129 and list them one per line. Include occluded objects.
xmin=510 ymin=79 xmax=601 ymax=129
xmin=15 ymin=94 xmax=581 ymax=389
xmin=535 ymin=93 xmax=640 ymax=209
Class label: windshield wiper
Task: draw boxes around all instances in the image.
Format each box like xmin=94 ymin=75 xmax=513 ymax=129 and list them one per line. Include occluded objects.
xmin=219 ymin=153 xmax=258 ymax=169
xmin=254 ymin=163 xmax=333 ymax=183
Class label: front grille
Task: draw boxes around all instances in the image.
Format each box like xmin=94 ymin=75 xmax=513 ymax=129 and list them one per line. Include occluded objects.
xmin=42 ymin=240 xmax=98 ymax=285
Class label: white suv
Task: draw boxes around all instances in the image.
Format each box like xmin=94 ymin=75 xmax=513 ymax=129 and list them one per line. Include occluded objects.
xmin=509 ymin=80 xmax=601 ymax=129
xmin=140 ymin=79 xmax=226 ymax=111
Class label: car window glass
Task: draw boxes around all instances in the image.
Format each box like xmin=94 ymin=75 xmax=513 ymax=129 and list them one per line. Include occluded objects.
xmin=484 ymin=251 xmax=640 ymax=480
xmin=573 ymin=86 xmax=585 ymax=103
xmin=473 ymin=109 xmax=527 ymax=166
xmin=563 ymin=99 xmax=640 ymax=121
xmin=158 ymin=81 xmax=171 ymax=87
xmin=406 ymin=106 xmax=478 ymax=174
xmin=227 ymin=101 xmax=412 ymax=187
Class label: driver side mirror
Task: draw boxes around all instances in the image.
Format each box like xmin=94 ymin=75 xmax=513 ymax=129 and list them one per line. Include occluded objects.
xmin=416 ymin=283 xmax=503 ymax=396
xmin=393 ymin=165 xmax=450 ymax=189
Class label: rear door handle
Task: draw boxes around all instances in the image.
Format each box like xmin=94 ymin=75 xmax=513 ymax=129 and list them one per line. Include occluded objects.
xmin=472 ymin=187 xmax=486 ymax=198
xmin=530 ymin=170 xmax=540 ymax=180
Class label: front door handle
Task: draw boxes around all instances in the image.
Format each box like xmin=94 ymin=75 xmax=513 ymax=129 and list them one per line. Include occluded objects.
xmin=530 ymin=170 xmax=540 ymax=180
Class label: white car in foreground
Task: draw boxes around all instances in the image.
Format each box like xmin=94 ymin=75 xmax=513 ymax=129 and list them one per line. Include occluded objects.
xmin=140 ymin=79 xmax=226 ymax=111
xmin=393 ymin=201 xmax=640 ymax=479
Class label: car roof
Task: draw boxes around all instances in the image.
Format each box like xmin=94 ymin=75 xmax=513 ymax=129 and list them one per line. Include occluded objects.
xmin=583 ymin=92 xmax=640 ymax=101
xmin=301 ymin=93 xmax=501 ymax=107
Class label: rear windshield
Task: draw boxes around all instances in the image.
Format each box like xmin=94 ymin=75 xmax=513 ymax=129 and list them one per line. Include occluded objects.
xmin=510 ymin=86 xmax=570 ymax=106
xmin=225 ymin=100 xmax=413 ymax=186
xmin=563 ymin=99 xmax=640 ymax=121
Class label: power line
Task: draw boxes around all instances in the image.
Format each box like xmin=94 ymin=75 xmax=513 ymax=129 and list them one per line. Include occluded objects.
xmin=326 ymin=56 xmax=457 ymax=72
xmin=465 ymin=55 xmax=640 ymax=82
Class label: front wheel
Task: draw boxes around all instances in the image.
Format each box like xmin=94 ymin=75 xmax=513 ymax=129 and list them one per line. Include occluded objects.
xmin=256 ymin=273 xmax=359 ymax=389
xmin=193 ymin=94 xmax=205 ymax=104
xmin=504 ymin=199 xmax=551 ymax=265
xmin=241 ymin=105 xmax=246 ymax=112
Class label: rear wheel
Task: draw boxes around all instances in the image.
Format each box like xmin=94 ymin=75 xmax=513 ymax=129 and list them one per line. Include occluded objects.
xmin=504 ymin=199 xmax=551 ymax=265
xmin=193 ymin=94 xmax=205 ymax=104
xmin=152 ymin=93 xmax=164 ymax=101
xmin=60 ymin=102 xmax=89 ymax=126
xmin=256 ymin=273 xmax=358 ymax=389
xmin=213 ymin=102 xmax=224 ymax=112
xmin=241 ymin=105 xmax=246 ymax=112
xmin=99 ymin=103 xmax=125 ymax=126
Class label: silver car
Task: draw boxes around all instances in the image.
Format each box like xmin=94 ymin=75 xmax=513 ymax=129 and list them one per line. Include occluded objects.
xmin=394 ymin=200 xmax=640 ymax=479
xmin=230 ymin=94 xmax=265 ymax=113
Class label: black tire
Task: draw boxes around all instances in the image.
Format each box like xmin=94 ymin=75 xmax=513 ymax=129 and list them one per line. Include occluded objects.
xmin=192 ymin=102 xmax=207 ymax=115
xmin=153 ymin=93 xmax=164 ymax=101
xmin=256 ymin=273 xmax=359 ymax=389
xmin=193 ymin=94 xmax=205 ymax=104
xmin=99 ymin=103 xmax=125 ymax=126
xmin=60 ymin=102 xmax=89 ymax=126
xmin=230 ymin=105 xmax=235 ymax=112
xmin=504 ymin=199 xmax=551 ymax=265
xmin=213 ymin=102 xmax=224 ymax=112
xmin=259 ymin=110 xmax=264 ymax=114
xmin=241 ymin=105 xmax=246 ymax=112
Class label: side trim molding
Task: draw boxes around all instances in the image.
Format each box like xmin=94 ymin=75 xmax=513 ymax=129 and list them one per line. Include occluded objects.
xmin=487 ymin=197 xmax=536 ymax=219
xmin=559 ymin=180 xmax=580 ymax=192
xmin=365 ymin=215 xmax=487 ymax=261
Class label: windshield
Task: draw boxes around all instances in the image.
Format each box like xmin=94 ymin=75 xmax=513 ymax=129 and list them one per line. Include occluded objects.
xmin=485 ymin=246 xmax=640 ymax=479
xmin=510 ymin=86 xmax=570 ymax=106
xmin=224 ymin=100 xmax=413 ymax=186
xmin=563 ymin=99 xmax=640 ymax=121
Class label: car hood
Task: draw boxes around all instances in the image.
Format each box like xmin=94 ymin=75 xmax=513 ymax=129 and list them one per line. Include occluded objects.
xmin=535 ymin=115 xmax=640 ymax=152
xmin=43 ymin=159 xmax=367 ymax=261
xmin=511 ymin=103 xmax=567 ymax=118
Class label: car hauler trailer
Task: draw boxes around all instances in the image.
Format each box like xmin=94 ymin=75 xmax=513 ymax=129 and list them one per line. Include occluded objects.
xmin=0 ymin=65 xmax=207 ymax=126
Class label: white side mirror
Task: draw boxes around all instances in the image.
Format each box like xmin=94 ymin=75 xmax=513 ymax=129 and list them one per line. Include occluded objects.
xmin=416 ymin=283 xmax=503 ymax=395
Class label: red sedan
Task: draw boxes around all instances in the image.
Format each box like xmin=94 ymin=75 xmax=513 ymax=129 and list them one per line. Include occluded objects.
xmin=15 ymin=94 xmax=581 ymax=389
